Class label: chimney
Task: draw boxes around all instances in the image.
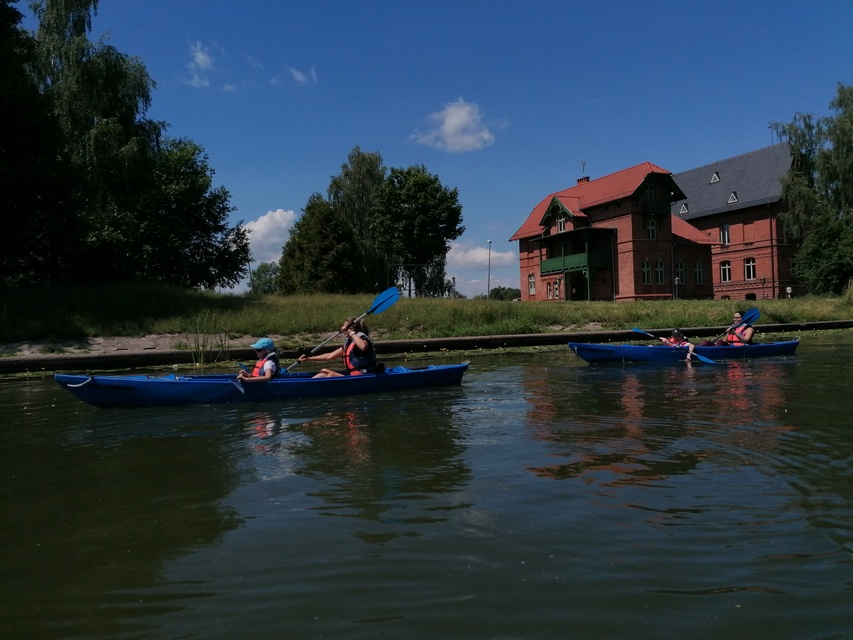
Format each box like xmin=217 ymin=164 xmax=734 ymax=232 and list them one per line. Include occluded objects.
xmin=577 ymin=176 xmax=590 ymax=184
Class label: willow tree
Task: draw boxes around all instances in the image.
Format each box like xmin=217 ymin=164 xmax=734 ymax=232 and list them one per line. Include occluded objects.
xmin=1 ymin=0 xmax=77 ymax=285
xmin=772 ymin=83 xmax=853 ymax=294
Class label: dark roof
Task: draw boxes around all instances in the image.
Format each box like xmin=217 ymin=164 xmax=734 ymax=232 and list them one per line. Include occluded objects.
xmin=671 ymin=143 xmax=792 ymax=221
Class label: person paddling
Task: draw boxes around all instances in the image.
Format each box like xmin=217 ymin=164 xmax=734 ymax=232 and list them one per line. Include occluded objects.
xmin=699 ymin=310 xmax=755 ymax=346
xmin=298 ymin=317 xmax=378 ymax=378
xmin=657 ymin=328 xmax=696 ymax=361
xmin=237 ymin=337 xmax=281 ymax=382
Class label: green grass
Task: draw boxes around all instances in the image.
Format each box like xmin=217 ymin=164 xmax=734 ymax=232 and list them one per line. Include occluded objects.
xmin=1 ymin=281 xmax=852 ymax=345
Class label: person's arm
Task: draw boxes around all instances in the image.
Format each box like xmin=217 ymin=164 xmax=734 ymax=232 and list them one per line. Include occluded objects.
xmin=739 ymin=325 xmax=755 ymax=342
xmin=348 ymin=330 xmax=369 ymax=351
xmin=241 ymin=361 xmax=276 ymax=383
xmin=299 ymin=346 xmax=344 ymax=363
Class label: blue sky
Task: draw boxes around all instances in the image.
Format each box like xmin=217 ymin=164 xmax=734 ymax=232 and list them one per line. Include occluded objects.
xmin=21 ymin=1 xmax=853 ymax=297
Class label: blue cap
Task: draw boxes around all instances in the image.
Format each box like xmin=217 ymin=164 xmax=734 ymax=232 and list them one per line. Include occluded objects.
xmin=249 ymin=337 xmax=275 ymax=351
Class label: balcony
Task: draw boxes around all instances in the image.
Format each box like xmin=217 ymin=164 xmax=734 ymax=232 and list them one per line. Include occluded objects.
xmin=540 ymin=251 xmax=611 ymax=274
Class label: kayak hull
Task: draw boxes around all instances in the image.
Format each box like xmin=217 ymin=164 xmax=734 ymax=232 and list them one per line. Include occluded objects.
xmin=568 ymin=339 xmax=799 ymax=364
xmin=55 ymin=363 xmax=469 ymax=408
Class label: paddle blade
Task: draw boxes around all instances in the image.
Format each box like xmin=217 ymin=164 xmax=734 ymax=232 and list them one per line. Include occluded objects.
xmin=692 ymin=352 xmax=718 ymax=365
xmin=741 ymin=307 xmax=760 ymax=325
xmin=368 ymin=286 xmax=400 ymax=316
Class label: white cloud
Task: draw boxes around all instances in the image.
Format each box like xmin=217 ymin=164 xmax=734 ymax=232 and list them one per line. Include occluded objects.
xmin=411 ymin=98 xmax=504 ymax=152
xmin=245 ymin=208 xmax=298 ymax=264
xmin=447 ymin=242 xmax=517 ymax=270
xmin=186 ymin=41 xmax=214 ymax=88
xmin=289 ymin=65 xmax=317 ymax=85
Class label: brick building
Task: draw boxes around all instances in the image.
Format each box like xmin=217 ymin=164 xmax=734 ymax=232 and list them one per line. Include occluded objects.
xmin=671 ymin=143 xmax=795 ymax=300
xmin=510 ymin=162 xmax=714 ymax=302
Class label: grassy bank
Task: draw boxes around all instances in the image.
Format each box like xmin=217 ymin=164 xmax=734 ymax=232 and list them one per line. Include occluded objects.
xmin=2 ymin=282 xmax=852 ymax=345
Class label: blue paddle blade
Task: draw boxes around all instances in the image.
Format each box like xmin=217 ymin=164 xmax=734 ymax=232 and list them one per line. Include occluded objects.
xmin=368 ymin=286 xmax=400 ymax=315
xmin=631 ymin=327 xmax=656 ymax=338
xmin=741 ymin=307 xmax=760 ymax=325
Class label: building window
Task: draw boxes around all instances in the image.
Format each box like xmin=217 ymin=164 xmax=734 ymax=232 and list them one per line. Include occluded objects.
xmin=721 ymin=260 xmax=732 ymax=282
xmin=676 ymin=261 xmax=686 ymax=284
xmin=528 ymin=274 xmax=536 ymax=295
xmin=720 ymin=223 xmax=730 ymax=245
xmin=557 ymin=216 xmax=567 ymax=233
xmin=547 ymin=282 xmax=553 ymax=300
xmin=646 ymin=218 xmax=657 ymax=240
xmin=744 ymin=257 xmax=756 ymax=280
xmin=695 ymin=260 xmax=703 ymax=284
xmin=656 ymin=259 xmax=665 ymax=284
xmin=642 ymin=259 xmax=651 ymax=285
xmin=555 ymin=280 xmax=561 ymax=299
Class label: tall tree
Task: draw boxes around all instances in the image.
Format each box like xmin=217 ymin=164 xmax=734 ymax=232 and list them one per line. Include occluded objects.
xmin=1 ymin=0 xmax=77 ymax=285
xmin=372 ymin=165 xmax=465 ymax=296
xmin=327 ymin=147 xmax=387 ymax=292
xmin=249 ymin=261 xmax=279 ymax=295
xmin=131 ymin=139 xmax=250 ymax=289
xmin=278 ymin=193 xmax=359 ymax=294
xmin=772 ymin=83 xmax=853 ymax=294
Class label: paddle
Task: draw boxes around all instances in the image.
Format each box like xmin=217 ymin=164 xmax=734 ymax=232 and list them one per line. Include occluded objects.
xmin=709 ymin=307 xmax=760 ymax=343
xmin=285 ymin=286 xmax=401 ymax=372
xmin=631 ymin=327 xmax=718 ymax=365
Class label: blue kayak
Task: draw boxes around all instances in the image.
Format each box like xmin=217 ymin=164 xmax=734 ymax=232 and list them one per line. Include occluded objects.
xmin=55 ymin=363 xmax=469 ymax=408
xmin=568 ymin=339 xmax=799 ymax=364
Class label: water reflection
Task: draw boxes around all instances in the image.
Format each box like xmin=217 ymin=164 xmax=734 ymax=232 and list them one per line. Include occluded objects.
xmin=241 ymin=393 xmax=472 ymax=545
xmin=520 ymin=360 xmax=796 ymax=488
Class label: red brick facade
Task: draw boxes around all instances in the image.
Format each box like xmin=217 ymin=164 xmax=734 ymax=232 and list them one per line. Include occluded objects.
xmin=511 ymin=163 xmax=714 ymax=302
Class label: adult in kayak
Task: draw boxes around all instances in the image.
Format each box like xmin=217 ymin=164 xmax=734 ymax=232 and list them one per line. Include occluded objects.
xmin=700 ymin=310 xmax=755 ymax=346
xmin=298 ymin=317 xmax=379 ymax=378
xmin=237 ymin=337 xmax=281 ymax=382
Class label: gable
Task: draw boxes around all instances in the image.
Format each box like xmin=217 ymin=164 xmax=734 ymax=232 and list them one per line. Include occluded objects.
xmin=511 ymin=162 xmax=683 ymax=241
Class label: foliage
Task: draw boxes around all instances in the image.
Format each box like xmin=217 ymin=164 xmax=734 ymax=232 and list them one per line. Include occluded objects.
xmin=130 ymin=138 xmax=250 ymax=289
xmin=372 ymin=165 xmax=465 ymax=296
xmin=0 ymin=0 xmax=78 ymax=285
xmin=278 ymin=193 xmax=359 ymax=293
xmin=250 ymin=261 xmax=279 ymax=295
xmin=488 ymin=286 xmax=522 ymax=301
xmin=279 ymin=148 xmax=465 ymax=296
xmin=773 ymin=83 xmax=853 ymax=294
xmin=3 ymin=0 xmax=249 ymax=289
xmin=327 ymin=146 xmax=387 ymax=291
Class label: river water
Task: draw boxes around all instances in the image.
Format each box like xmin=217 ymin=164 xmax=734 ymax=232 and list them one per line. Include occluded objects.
xmin=1 ymin=332 xmax=851 ymax=639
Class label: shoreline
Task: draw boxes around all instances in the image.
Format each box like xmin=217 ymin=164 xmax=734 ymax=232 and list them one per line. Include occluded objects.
xmin=3 ymin=320 xmax=852 ymax=375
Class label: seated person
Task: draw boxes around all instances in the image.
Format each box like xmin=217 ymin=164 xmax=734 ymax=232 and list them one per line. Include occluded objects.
xmin=298 ymin=317 xmax=378 ymax=378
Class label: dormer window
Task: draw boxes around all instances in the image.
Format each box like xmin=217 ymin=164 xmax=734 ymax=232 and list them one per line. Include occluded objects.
xmin=710 ymin=171 xmax=720 ymax=184
xmin=557 ymin=216 xmax=567 ymax=232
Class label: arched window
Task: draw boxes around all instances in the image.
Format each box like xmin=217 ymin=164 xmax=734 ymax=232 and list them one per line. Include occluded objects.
xmin=655 ymin=259 xmax=665 ymax=284
xmin=646 ymin=219 xmax=657 ymax=240
xmin=642 ymin=259 xmax=652 ymax=285
xmin=744 ymin=257 xmax=756 ymax=280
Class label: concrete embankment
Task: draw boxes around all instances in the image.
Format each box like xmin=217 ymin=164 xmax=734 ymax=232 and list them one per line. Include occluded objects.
xmin=2 ymin=320 xmax=852 ymax=375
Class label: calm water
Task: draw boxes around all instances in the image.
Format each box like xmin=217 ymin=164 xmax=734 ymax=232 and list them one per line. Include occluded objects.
xmin=1 ymin=333 xmax=851 ymax=639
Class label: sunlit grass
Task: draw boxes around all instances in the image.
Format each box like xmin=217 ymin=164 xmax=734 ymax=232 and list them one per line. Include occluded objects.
xmin=1 ymin=282 xmax=851 ymax=344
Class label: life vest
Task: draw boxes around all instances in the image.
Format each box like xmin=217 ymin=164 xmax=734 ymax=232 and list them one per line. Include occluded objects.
xmin=252 ymin=352 xmax=281 ymax=377
xmin=666 ymin=337 xmax=689 ymax=348
xmin=342 ymin=334 xmax=376 ymax=373
xmin=725 ymin=325 xmax=751 ymax=345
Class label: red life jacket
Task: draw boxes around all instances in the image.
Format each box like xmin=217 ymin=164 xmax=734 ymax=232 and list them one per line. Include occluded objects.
xmin=252 ymin=353 xmax=280 ymax=377
xmin=342 ymin=334 xmax=375 ymax=374
xmin=725 ymin=326 xmax=750 ymax=345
